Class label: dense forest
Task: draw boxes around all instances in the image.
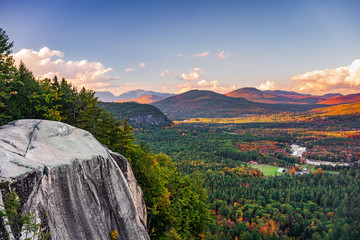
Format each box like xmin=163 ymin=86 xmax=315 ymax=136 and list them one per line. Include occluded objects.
xmin=135 ymin=121 xmax=360 ymax=239
xmin=0 ymin=28 xmax=210 ymax=240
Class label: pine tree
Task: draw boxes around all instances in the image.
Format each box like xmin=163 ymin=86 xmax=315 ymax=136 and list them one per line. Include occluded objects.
xmin=4 ymin=61 xmax=40 ymax=120
xmin=0 ymin=28 xmax=20 ymax=124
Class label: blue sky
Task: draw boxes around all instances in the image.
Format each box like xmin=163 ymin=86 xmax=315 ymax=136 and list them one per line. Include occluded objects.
xmin=1 ymin=0 xmax=360 ymax=95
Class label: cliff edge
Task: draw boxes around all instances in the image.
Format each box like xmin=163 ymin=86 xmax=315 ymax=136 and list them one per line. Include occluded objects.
xmin=0 ymin=119 xmax=149 ymax=239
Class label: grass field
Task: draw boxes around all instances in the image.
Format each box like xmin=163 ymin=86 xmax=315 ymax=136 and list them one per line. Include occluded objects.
xmin=250 ymin=164 xmax=286 ymax=176
xmin=251 ymin=164 xmax=339 ymax=176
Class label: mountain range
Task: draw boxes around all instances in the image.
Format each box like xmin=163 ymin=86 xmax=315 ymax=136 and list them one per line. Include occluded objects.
xmin=317 ymin=93 xmax=360 ymax=105
xmin=226 ymin=88 xmax=345 ymax=105
xmin=95 ymin=89 xmax=174 ymax=103
xmin=152 ymin=90 xmax=264 ymax=118
xmin=97 ymin=87 xmax=360 ymax=119
xmin=152 ymin=90 xmax=328 ymax=119
xmin=152 ymin=88 xmax=360 ymax=119
xmin=116 ymin=95 xmax=165 ymax=104
xmin=225 ymin=88 xmax=301 ymax=104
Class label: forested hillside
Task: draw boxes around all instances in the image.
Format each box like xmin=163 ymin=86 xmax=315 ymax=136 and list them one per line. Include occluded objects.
xmin=100 ymin=102 xmax=172 ymax=126
xmin=225 ymin=87 xmax=300 ymax=104
xmin=310 ymin=102 xmax=360 ymax=116
xmin=152 ymin=90 xmax=325 ymax=119
xmin=0 ymin=28 xmax=209 ymax=240
xmin=152 ymin=89 xmax=265 ymax=118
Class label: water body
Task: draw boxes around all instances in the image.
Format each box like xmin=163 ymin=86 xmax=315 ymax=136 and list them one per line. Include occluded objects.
xmin=291 ymin=144 xmax=349 ymax=166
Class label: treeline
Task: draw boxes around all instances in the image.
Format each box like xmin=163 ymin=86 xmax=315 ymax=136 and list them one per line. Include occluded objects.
xmin=0 ymin=28 xmax=210 ymax=239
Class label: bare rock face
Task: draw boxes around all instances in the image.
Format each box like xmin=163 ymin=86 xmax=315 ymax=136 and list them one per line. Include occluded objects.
xmin=0 ymin=119 xmax=149 ymax=239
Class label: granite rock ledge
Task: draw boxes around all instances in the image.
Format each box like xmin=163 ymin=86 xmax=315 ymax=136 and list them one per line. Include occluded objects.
xmin=0 ymin=119 xmax=149 ymax=240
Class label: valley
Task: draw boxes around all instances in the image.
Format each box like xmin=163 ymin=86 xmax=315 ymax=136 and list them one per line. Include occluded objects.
xmin=96 ymin=86 xmax=360 ymax=238
xmin=133 ymin=103 xmax=360 ymax=239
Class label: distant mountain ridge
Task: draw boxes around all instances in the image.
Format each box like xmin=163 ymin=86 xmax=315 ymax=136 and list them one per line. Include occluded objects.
xmin=322 ymin=93 xmax=344 ymax=98
xmin=152 ymin=90 xmax=268 ymax=118
xmin=151 ymin=89 xmax=353 ymax=119
xmin=265 ymin=90 xmax=313 ymax=97
xmin=94 ymin=91 xmax=118 ymax=102
xmin=264 ymin=90 xmax=325 ymax=104
xmin=97 ymin=88 xmax=360 ymax=119
xmin=310 ymin=102 xmax=360 ymax=116
xmin=225 ymin=88 xmax=351 ymax=105
xmin=118 ymin=89 xmax=174 ymax=100
xmin=95 ymin=89 xmax=174 ymax=102
xmin=225 ymin=87 xmax=300 ymax=104
xmin=318 ymin=93 xmax=360 ymax=105
xmin=116 ymin=95 xmax=164 ymax=104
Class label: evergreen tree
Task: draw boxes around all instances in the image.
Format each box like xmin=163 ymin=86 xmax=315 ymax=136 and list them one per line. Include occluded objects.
xmin=0 ymin=28 xmax=20 ymax=124
xmin=4 ymin=61 xmax=41 ymax=120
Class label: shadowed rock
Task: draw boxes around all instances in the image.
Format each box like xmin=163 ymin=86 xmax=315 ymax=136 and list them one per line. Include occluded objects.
xmin=0 ymin=119 xmax=149 ymax=240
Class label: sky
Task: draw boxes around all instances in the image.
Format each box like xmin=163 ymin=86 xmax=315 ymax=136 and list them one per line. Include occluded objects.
xmin=1 ymin=0 xmax=360 ymax=95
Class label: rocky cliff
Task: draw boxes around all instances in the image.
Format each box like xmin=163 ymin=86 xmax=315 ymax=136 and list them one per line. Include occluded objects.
xmin=0 ymin=119 xmax=149 ymax=239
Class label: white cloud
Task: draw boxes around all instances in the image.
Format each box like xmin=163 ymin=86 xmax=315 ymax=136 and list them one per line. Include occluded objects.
xmin=12 ymin=47 xmax=117 ymax=90
xmin=139 ymin=62 xmax=146 ymax=68
xmin=178 ymin=68 xmax=204 ymax=81
xmin=124 ymin=67 xmax=136 ymax=73
xmin=256 ymin=81 xmax=276 ymax=91
xmin=159 ymin=70 xmax=169 ymax=77
xmin=197 ymin=79 xmax=219 ymax=88
xmin=191 ymin=52 xmax=210 ymax=58
xmin=291 ymin=59 xmax=360 ymax=94
xmin=178 ymin=79 xmax=240 ymax=93
xmin=176 ymin=67 xmax=239 ymax=93
xmin=217 ymin=50 xmax=231 ymax=60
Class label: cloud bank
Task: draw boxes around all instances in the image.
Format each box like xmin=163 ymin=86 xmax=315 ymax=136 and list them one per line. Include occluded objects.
xmin=179 ymin=68 xmax=204 ymax=81
xmin=291 ymin=59 xmax=360 ymax=94
xmin=178 ymin=79 xmax=239 ymax=93
xmin=256 ymin=81 xmax=276 ymax=91
xmin=176 ymin=67 xmax=239 ymax=93
xmin=13 ymin=47 xmax=119 ymax=90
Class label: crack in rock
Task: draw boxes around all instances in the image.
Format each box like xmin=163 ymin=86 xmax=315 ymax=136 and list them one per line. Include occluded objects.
xmin=23 ymin=120 xmax=42 ymax=157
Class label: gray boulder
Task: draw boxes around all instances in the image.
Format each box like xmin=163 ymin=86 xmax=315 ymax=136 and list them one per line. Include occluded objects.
xmin=0 ymin=119 xmax=149 ymax=240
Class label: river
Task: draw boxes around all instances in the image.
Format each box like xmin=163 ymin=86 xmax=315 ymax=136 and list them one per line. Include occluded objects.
xmin=291 ymin=144 xmax=349 ymax=166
